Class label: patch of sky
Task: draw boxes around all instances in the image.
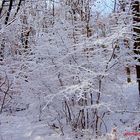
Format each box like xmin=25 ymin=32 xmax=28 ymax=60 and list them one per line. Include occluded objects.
xmin=93 ymin=0 xmax=115 ymax=15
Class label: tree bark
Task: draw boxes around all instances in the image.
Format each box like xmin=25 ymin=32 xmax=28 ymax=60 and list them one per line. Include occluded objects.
xmin=132 ymin=0 xmax=140 ymax=96
xmin=5 ymin=0 xmax=13 ymax=25
xmin=14 ymin=0 xmax=22 ymax=17
xmin=0 ymin=0 xmax=6 ymax=17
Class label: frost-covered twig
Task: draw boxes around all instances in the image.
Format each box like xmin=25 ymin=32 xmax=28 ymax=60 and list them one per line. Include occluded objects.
xmin=0 ymin=73 xmax=12 ymax=113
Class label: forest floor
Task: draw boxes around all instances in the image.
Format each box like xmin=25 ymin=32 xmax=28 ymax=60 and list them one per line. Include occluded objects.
xmin=0 ymin=75 xmax=139 ymax=140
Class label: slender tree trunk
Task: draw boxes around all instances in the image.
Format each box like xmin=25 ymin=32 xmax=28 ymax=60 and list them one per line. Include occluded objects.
xmin=0 ymin=39 xmax=5 ymax=61
xmin=64 ymin=100 xmax=72 ymax=123
xmin=132 ymin=1 xmax=140 ymax=96
xmin=14 ymin=0 xmax=22 ymax=17
xmin=113 ymin=0 xmax=117 ymax=12
xmin=5 ymin=0 xmax=13 ymax=25
xmin=126 ymin=66 xmax=131 ymax=83
xmin=0 ymin=92 xmax=7 ymax=113
xmin=0 ymin=0 xmax=6 ymax=16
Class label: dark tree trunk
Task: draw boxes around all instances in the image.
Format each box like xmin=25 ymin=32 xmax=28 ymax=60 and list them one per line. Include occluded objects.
xmin=0 ymin=0 xmax=6 ymax=16
xmin=0 ymin=40 xmax=5 ymax=61
xmin=132 ymin=1 xmax=140 ymax=96
xmin=5 ymin=0 xmax=13 ymax=25
xmin=24 ymin=29 xmax=30 ymax=49
xmin=126 ymin=67 xmax=131 ymax=83
xmin=14 ymin=0 xmax=22 ymax=17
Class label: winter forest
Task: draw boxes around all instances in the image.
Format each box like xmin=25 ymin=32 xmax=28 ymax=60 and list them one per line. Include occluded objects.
xmin=0 ymin=0 xmax=140 ymax=139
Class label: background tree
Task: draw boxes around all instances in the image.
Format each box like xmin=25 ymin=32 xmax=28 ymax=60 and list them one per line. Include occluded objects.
xmin=132 ymin=0 xmax=140 ymax=96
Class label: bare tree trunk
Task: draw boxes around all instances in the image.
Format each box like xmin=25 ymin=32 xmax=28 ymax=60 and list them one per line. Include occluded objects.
xmin=96 ymin=78 xmax=102 ymax=137
xmin=58 ymin=72 xmax=63 ymax=86
xmin=24 ymin=28 xmax=31 ymax=49
xmin=5 ymin=0 xmax=13 ymax=25
xmin=0 ymin=0 xmax=6 ymax=16
xmin=126 ymin=67 xmax=131 ymax=83
xmin=14 ymin=0 xmax=22 ymax=17
xmin=0 ymin=75 xmax=11 ymax=114
xmin=85 ymin=0 xmax=91 ymax=37
xmin=0 ymin=39 xmax=5 ymax=61
xmin=113 ymin=0 xmax=117 ymax=12
xmin=64 ymin=100 xmax=72 ymax=123
xmin=132 ymin=0 xmax=140 ymax=96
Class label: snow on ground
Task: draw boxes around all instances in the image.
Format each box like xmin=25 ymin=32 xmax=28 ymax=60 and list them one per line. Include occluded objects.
xmin=0 ymin=114 xmax=62 ymax=140
xmin=0 ymin=78 xmax=139 ymax=140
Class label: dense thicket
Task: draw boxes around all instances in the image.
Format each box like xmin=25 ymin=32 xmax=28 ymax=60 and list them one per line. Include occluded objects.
xmin=0 ymin=0 xmax=140 ymax=139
